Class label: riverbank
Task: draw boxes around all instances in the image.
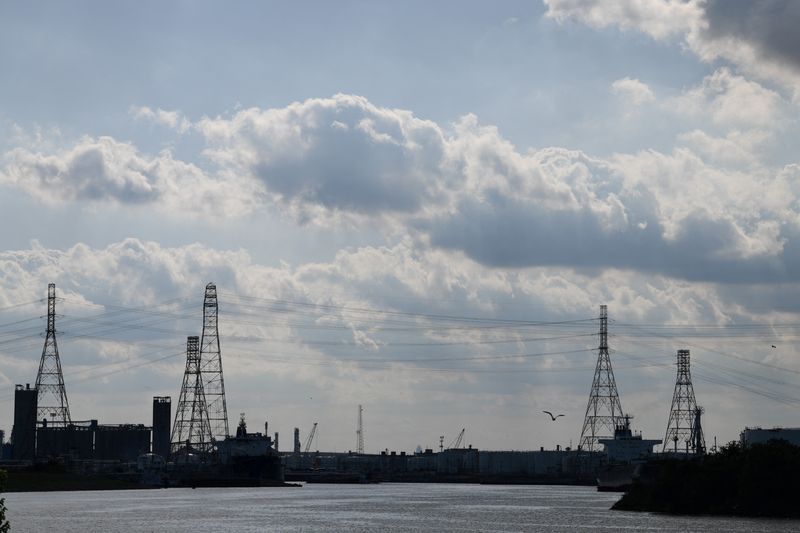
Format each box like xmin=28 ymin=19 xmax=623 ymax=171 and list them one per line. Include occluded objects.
xmin=1 ymin=463 xmax=299 ymax=492
xmin=5 ymin=470 xmax=145 ymax=493
xmin=2 ymin=463 xmax=146 ymax=492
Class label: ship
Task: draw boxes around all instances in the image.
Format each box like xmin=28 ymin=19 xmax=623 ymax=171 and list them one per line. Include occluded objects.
xmin=596 ymin=415 xmax=661 ymax=492
xmin=168 ymin=414 xmax=287 ymax=487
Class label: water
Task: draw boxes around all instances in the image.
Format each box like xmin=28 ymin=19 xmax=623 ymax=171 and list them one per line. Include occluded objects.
xmin=5 ymin=483 xmax=800 ymax=532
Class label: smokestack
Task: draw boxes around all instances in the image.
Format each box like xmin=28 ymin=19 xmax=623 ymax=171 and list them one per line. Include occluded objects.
xmin=152 ymin=396 xmax=171 ymax=459
xmin=274 ymin=432 xmax=279 ymax=451
xmin=294 ymin=427 xmax=301 ymax=453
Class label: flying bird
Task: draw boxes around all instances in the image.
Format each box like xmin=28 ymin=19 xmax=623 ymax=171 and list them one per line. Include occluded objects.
xmin=772 ymin=345 xmax=777 ymax=348
xmin=542 ymin=410 xmax=565 ymax=421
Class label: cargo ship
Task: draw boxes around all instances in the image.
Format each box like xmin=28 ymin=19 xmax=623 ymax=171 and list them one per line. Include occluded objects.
xmin=166 ymin=414 xmax=288 ymax=488
xmin=596 ymin=415 xmax=661 ymax=492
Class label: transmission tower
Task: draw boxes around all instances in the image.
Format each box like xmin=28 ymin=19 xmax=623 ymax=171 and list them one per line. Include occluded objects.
xmin=579 ymin=305 xmax=624 ymax=451
xmin=35 ymin=283 xmax=71 ymax=427
xmin=170 ymin=336 xmax=212 ymax=460
xmin=663 ymin=349 xmax=705 ymax=453
xmin=199 ymin=283 xmax=230 ymax=443
xmin=356 ymin=405 xmax=364 ymax=454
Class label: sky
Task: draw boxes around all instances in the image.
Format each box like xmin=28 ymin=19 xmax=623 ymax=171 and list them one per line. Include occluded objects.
xmin=1 ymin=0 xmax=800 ymax=453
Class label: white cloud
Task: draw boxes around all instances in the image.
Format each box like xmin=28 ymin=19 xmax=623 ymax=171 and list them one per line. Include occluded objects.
xmin=543 ymin=0 xmax=702 ymax=41
xmin=0 ymin=134 xmax=262 ymax=216
xmin=611 ymin=77 xmax=655 ymax=105
xmin=669 ymin=68 xmax=785 ymax=129
xmin=2 ymin=136 xmax=160 ymax=204
xmin=131 ymin=106 xmax=191 ymax=134
xmin=676 ymin=129 xmax=771 ymax=167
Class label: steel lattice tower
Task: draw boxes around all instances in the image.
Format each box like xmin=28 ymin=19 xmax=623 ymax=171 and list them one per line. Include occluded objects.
xmin=356 ymin=405 xmax=364 ymax=454
xmin=35 ymin=283 xmax=71 ymax=427
xmin=199 ymin=282 xmax=230 ymax=442
xmin=692 ymin=407 xmax=706 ymax=455
xmin=663 ymin=349 xmax=705 ymax=453
xmin=170 ymin=336 xmax=212 ymax=459
xmin=579 ymin=305 xmax=624 ymax=451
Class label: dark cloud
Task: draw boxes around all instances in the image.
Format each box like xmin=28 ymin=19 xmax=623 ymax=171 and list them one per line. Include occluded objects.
xmin=423 ymin=195 xmax=795 ymax=284
xmin=544 ymin=0 xmax=800 ymax=89
xmin=704 ymin=0 xmax=800 ymax=72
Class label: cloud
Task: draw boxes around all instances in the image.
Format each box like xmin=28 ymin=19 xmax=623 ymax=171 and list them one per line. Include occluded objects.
xmin=702 ymin=1 xmax=800 ymax=71
xmin=543 ymin=0 xmax=702 ymax=41
xmin=612 ymin=77 xmax=655 ymax=105
xmin=419 ymin=118 xmax=796 ymax=283
xmin=131 ymin=106 xmax=191 ymax=134
xmin=193 ymin=96 xmax=797 ymax=284
xmin=696 ymin=0 xmax=800 ymax=93
xmin=676 ymin=129 xmax=770 ymax=167
xmin=669 ymin=68 xmax=785 ymax=129
xmin=1 ymin=237 xmax=799 ymax=448
xmin=544 ymin=0 xmax=800 ymax=93
xmin=3 ymin=95 xmax=799 ymax=284
xmin=197 ymin=94 xmax=453 ymax=221
xmin=2 ymin=136 xmax=160 ymax=204
xmin=0 ymin=135 xmax=262 ymax=215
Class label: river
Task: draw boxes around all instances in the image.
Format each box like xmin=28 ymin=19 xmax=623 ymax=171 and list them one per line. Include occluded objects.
xmin=5 ymin=483 xmax=799 ymax=532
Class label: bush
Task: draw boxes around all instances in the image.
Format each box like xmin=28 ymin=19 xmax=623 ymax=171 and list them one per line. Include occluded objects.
xmin=0 ymin=469 xmax=9 ymax=532
xmin=614 ymin=440 xmax=800 ymax=517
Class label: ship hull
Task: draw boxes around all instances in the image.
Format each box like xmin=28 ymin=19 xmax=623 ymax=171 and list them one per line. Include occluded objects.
xmin=596 ymin=463 xmax=637 ymax=492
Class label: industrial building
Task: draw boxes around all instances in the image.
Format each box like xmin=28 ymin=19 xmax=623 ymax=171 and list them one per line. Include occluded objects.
xmin=741 ymin=427 xmax=800 ymax=448
xmin=281 ymin=447 xmax=600 ymax=484
xmin=11 ymin=384 xmax=37 ymax=461
xmin=36 ymin=421 xmax=94 ymax=458
xmin=15 ymin=410 xmax=152 ymax=462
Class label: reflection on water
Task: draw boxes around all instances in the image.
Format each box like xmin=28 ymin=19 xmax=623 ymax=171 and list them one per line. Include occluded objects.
xmin=5 ymin=483 xmax=800 ymax=532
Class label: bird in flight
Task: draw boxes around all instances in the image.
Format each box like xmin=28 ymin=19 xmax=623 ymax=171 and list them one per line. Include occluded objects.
xmin=771 ymin=345 xmax=777 ymax=348
xmin=543 ymin=410 xmax=565 ymax=421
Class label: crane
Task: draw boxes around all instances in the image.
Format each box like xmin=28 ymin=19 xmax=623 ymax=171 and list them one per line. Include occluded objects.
xmin=448 ymin=428 xmax=465 ymax=449
xmin=356 ymin=405 xmax=364 ymax=454
xmin=304 ymin=422 xmax=318 ymax=453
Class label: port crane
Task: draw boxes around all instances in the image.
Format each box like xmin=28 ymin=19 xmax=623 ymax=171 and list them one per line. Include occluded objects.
xmin=356 ymin=405 xmax=364 ymax=454
xmin=304 ymin=422 xmax=318 ymax=452
xmin=448 ymin=428 xmax=465 ymax=449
